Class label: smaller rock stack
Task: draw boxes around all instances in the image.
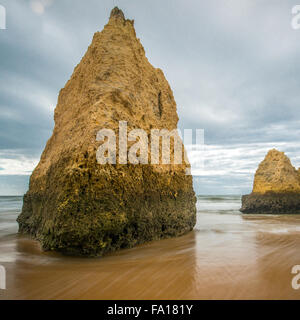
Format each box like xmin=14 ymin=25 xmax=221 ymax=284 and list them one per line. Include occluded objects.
xmin=240 ymin=149 xmax=300 ymax=214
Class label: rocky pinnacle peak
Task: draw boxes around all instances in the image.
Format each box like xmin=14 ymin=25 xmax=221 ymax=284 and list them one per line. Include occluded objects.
xmin=110 ymin=7 xmax=125 ymax=21
xmin=266 ymin=148 xmax=284 ymax=156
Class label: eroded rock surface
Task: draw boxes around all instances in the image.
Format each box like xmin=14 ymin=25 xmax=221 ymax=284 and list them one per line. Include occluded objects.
xmin=17 ymin=7 xmax=196 ymax=256
xmin=241 ymin=149 xmax=300 ymax=214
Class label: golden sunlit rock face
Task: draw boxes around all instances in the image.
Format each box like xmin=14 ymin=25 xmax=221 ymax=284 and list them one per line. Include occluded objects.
xmin=17 ymin=7 xmax=196 ymax=256
xmin=252 ymin=149 xmax=300 ymax=194
xmin=241 ymin=149 xmax=300 ymax=214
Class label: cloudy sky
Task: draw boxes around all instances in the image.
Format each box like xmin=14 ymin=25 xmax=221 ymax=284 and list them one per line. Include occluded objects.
xmin=1 ymin=0 xmax=300 ymax=195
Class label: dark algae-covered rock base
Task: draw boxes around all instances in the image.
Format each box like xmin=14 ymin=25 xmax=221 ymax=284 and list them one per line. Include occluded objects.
xmin=241 ymin=149 xmax=300 ymax=214
xmin=17 ymin=8 xmax=196 ymax=256
xmin=241 ymin=193 xmax=300 ymax=214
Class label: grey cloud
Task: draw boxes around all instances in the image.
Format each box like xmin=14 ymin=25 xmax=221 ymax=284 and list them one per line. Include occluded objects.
xmin=1 ymin=0 xmax=300 ymax=194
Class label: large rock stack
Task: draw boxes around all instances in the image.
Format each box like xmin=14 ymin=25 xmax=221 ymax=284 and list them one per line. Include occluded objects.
xmin=17 ymin=7 xmax=196 ymax=256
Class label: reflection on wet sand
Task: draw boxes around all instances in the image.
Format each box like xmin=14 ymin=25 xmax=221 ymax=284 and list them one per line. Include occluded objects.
xmin=2 ymin=232 xmax=199 ymax=300
xmin=251 ymin=217 xmax=300 ymax=299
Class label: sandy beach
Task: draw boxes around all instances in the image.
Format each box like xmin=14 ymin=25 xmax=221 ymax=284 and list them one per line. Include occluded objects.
xmin=1 ymin=196 xmax=300 ymax=300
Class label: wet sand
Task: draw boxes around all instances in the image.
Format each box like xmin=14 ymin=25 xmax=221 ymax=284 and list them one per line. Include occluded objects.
xmin=1 ymin=196 xmax=300 ymax=299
